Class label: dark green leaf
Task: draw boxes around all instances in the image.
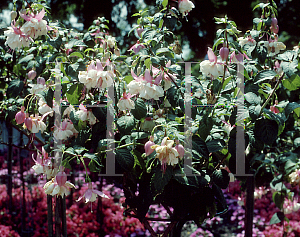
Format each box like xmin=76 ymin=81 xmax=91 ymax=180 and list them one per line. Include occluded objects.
xmin=211 ymin=169 xmax=230 ymax=189
xmin=245 ymin=92 xmax=261 ymax=105
xmin=47 ymin=37 xmax=62 ymax=49
xmin=151 ymin=166 xmax=173 ymax=195
xmin=254 ymin=70 xmax=277 ymax=84
xmin=7 ymin=80 xmax=24 ymax=98
xmin=131 ymin=98 xmax=147 ymax=120
xmin=192 ymin=135 xmax=209 ymax=160
xmin=285 ymin=102 xmax=300 ymax=117
xmin=115 ymin=148 xmax=134 ymax=172
xmin=276 ymin=50 xmax=297 ymax=61
xmin=254 ymin=118 xmax=278 ymax=145
xmin=206 ymin=139 xmax=226 ymax=153
xmin=18 ymin=54 xmax=34 ymax=64
xmin=281 ymin=61 xmax=298 ymax=78
xmin=65 ymin=39 xmax=87 ymax=49
xmin=116 ymin=116 xmax=136 ymax=134
xmin=66 ymin=84 xmax=84 ymax=105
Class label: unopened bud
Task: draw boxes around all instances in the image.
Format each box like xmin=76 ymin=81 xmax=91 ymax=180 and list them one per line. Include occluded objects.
xmin=136 ymin=27 xmax=144 ymax=37
xmin=114 ymin=48 xmax=120 ymax=56
xmin=37 ymin=77 xmax=45 ymax=85
xmin=11 ymin=11 xmax=17 ymax=21
xmin=28 ymin=70 xmax=37 ymax=80
xmin=219 ymin=47 xmax=229 ymax=61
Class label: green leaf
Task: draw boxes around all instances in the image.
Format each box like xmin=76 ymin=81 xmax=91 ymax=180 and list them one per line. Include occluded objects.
xmin=244 ymin=92 xmax=261 ymax=105
xmin=116 ymin=116 xmax=136 ymax=134
xmin=47 ymin=36 xmax=62 ymax=49
xmin=65 ymin=39 xmax=87 ymax=49
xmin=212 ymin=184 xmax=228 ymax=214
xmin=66 ymin=84 xmax=84 ymax=105
xmin=269 ymin=212 xmax=284 ymax=225
xmin=156 ymin=47 xmax=174 ymax=58
xmin=281 ymin=61 xmax=298 ymax=78
xmin=144 ymin=58 xmax=152 ymax=69
xmin=272 ymin=192 xmax=284 ymax=209
xmin=206 ymin=139 xmax=226 ymax=153
xmin=254 ymin=118 xmax=278 ymax=145
xmin=285 ymin=102 xmax=300 ymax=117
xmin=6 ymin=105 xmax=18 ymax=121
xmin=162 ymin=0 xmax=168 ymax=8
xmin=211 ymin=169 xmax=230 ymax=189
xmin=151 ymin=166 xmax=173 ymax=195
xmin=254 ymin=70 xmax=277 ymax=84
xmin=131 ymin=132 xmax=149 ymax=140
xmin=18 ymin=54 xmax=34 ymax=64
xmin=282 ymin=74 xmax=300 ymax=91
xmin=115 ymin=148 xmax=134 ymax=172
xmin=276 ymin=50 xmax=297 ymax=61
xmin=62 ymin=158 xmax=72 ymax=170
xmin=39 ymin=88 xmax=54 ymax=108
xmin=6 ymin=80 xmax=24 ymax=98
xmin=192 ymin=135 xmax=209 ymax=160
xmin=69 ymin=52 xmax=84 ymax=59
xmin=131 ymin=98 xmax=147 ymax=120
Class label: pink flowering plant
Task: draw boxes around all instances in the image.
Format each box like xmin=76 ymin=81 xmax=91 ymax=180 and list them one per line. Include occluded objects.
xmin=0 ymin=0 xmax=300 ymax=236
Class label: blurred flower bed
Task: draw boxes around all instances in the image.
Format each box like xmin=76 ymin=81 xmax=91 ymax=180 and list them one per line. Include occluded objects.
xmin=1 ymin=151 xmax=300 ymax=237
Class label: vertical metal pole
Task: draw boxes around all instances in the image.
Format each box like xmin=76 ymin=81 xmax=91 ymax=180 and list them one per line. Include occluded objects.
xmin=7 ymin=123 xmax=13 ymax=214
xmin=245 ymin=176 xmax=254 ymax=236
xmin=55 ymin=196 xmax=62 ymax=237
xmin=61 ymin=196 xmax=67 ymax=237
xmin=47 ymin=195 xmax=53 ymax=237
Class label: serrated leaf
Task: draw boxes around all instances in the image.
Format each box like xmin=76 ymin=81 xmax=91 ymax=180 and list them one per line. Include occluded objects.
xmin=116 ymin=116 xmax=136 ymax=134
xmin=254 ymin=118 xmax=278 ymax=145
xmin=282 ymin=74 xmax=300 ymax=91
xmin=6 ymin=80 xmax=24 ymax=98
xmin=151 ymin=166 xmax=173 ymax=195
xmin=131 ymin=98 xmax=147 ymax=120
xmin=206 ymin=139 xmax=225 ymax=153
xmin=115 ymin=148 xmax=134 ymax=172
xmin=66 ymin=84 xmax=84 ymax=105
xmin=212 ymin=169 xmax=230 ymax=189
xmin=244 ymin=92 xmax=261 ymax=105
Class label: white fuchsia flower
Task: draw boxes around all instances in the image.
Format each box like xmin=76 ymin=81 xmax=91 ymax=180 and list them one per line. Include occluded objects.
xmin=77 ymin=182 xmax=109 ymax=204
xmin=106 ymin=35 xmax=116 ymax=48
xmin=24 ymin=113 xmax=49 ymax=133
xmin=151 ymin=137 xmax=180 ymax=172
xmin=200 ymin=47 xmax=224 ymax=78
xmin=78 ymin=59 xmax=114 ymax=90
xmin=117 ymin=92 xmax=135 ymax=111
xmin=262 ymin=39 xmax=286 ymax=56
xmin=178 ymin=0 xmax=195 ymax=17
xmin=238 ymin=36 xmax=256 ymax=48
xmin=53 ymin=119 xmax=78 ymax=141
xmin=38 ymin=98 xmax=53 ymax=116
xmin=283 ymin=196 xmax=300 ymax=215
xmin=129 ymin=69 xmax=164 ymax=100
xmin=4 ymin=21 xmax=33 ymax=50
xmin=44 ymin=171 xmax=76 ymax=197
xmin=20 ymin=8 xmax=49 ymax=39
xmin=77 ymin=104 xmax=97 ymax=125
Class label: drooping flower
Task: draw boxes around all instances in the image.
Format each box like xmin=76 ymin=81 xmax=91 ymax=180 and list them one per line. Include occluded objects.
xmin=151 ymin=137 xmax=180 ymax=172
xmin=219 ymin=46 xmax=229 ymax=61
xmin=283 ymin=196 xmax=300 ymax=214
xmin=38 ymin=98 xmax=53 ymax=116
xmin=106 ymin=35 xmax=116 ymax=48
xmin=43 ymin=171 xmax=76 ymax=197
xmin=53 ymin=119 xmax=78 ymax=141
xmin=136 ymin=27 xmax=144 ymax=37
xmin=77 ymin=104 xmax=97 ymax=125
xmin=270 ymin=17 xmax=279 ymax=34
xmin=20 ymin=8 xmax=49 ymax=39
xmin=175 ymin=140 xmax=185 ymax=159
xmin=117 ymin=92 xmax=135 ymax=111
xmin=78 ymin=59 xmax=114 ymax=90
xmin=200 ymin=48 xmax=224 ymax=78
xmin=77 ymin=182 xmax=109 ymax=204
xmin=144 ymin=136 xmax=156 ymax=156
xmin=178 ymin=0 xmax=195 ymax=17
xmin=24 ymin=114 xmax=47 ymax=133
xmin=4 ymin=21 xmax=32 ymax=50
xmin=152 ymin=60 xmax=175 ymax=90
xmin=238 ymin=36 xmax=256 ymax=48
xmin=262 ymin=39 xmax=286 ymax=56
xmin=270 ymin=100 xmax=280 ymax=114
xmin=15 ymin=106 xmax=26 ymax=124
xmin=28 ymin=69 xmax=37 ymax=80
xmin=140 ymin=117 xmax=156 ymax=132
xmin=129 ymin=40 xmax=145 ymax=54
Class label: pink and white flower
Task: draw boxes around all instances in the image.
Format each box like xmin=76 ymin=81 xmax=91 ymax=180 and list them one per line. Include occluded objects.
xmin=77 ymin=182 xmax=109 ymax=203
xmin=20 ymin=8 xmax=49 ymax=39
xmin=4 ymin=21 xmax=32 ymax=50
xmin=117 ymin=92 xmax=135 ymax=111
xmin=178 ymin=0 xmax=195 ymax=17
xmin=144 ymin=136 xmax=155 ymax=156
xmin=43 ymin=171 xmax=76 ymax=197
xmin=53 ymin=119 xmax=78 ymax=141
xmin=129 ymin=40 xmax=145 ymax=54
xmin=200 ymin=47 xmax=224 ymax=78
xmin=15 ymin=106 xmax=26 ymax=124
xmin=238 ymin=36 xmax=256 ymax=48
xmin=77 ymin=104 xmax=97 ymax=125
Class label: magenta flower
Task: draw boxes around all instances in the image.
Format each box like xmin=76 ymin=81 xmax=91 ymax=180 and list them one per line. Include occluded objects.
xmin=77 ymin=182 xmax=109 ymax=203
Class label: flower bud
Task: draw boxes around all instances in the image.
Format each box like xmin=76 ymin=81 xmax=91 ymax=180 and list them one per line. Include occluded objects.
xmin=24 ymin=115 xmax=32 ymax=130
xmin=11 ymin=11 xmax=17 ymax=21
xmin=145 ymin=136 xmax=155 ymax=156
xmin=136 ymin=27 xmax=144 ymax=37
xmin=219 ymin=47 xmax=229 ymax=61
xmin=56 ymin=171 xmax=67 ymax=186
xmin=175 ymin=141 xmax=184 ymax=158
xmin=271 ymin=18 xmax=278 ymax=27
xmin=15 ymin=106 xmax=25 ymax=124
xmin=114 ymin=48 xmax=120 ymax=56
xmin=28 ymin=70 xmax=37 ymax=80
xmin=37 ymin=77 xmax=45 ymax=85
